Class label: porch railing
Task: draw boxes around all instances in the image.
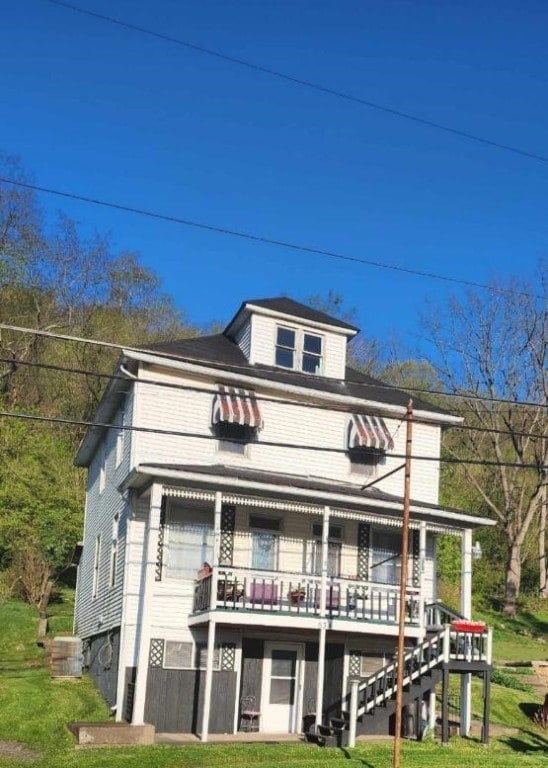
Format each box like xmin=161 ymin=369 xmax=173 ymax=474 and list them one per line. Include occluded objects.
xmin=193 ymin=568 xmax=421 ymax=625
xmin=343 ymin=623 xmax=492 ymax=718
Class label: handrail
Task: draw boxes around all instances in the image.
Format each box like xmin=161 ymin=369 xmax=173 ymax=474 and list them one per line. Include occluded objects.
xmin=346 ymin=624 xmax=491 ymax=718
xmin=424 ymin=600 xmax=465 ymax=627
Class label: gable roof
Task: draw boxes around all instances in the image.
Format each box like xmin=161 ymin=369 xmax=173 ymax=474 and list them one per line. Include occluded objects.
xmin=226 ymin=297 xmax=359 ymax=335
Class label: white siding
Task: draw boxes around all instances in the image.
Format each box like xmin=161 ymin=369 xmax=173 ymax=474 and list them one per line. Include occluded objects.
xmin=132 ymin=366 xmax=441 ymax=504
xmin=234 ymin=318 xmax=252 ymax=359
xmin=247 ymin=314 xmax=348 ymax=379
xmin=74 ymin=400 xmax=134 ymax=638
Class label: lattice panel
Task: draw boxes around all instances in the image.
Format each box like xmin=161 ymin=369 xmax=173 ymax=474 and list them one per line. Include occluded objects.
xmin=349 ymin=650 xmax=361 ymax=676
xmin=357 ymin=523 xmax=370 ymax=579
xmin=412 ymin=530 xmax=421 ymax=587
xmin=149 ymin=638 xmax=164 ymax=668
xmin=155 ymin=500 xmax=166 ymax=581
xmin=221 ymin=643 xmax=236 ymax=671
xmin=220 ymin=505 xmax=236 ymax=566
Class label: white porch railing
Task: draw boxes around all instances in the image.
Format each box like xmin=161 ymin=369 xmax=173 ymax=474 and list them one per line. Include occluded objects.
xmin=345 ymin=623 xmax=492 ymax=719
xmin=193 ymin=567 xmax=421 ymax=625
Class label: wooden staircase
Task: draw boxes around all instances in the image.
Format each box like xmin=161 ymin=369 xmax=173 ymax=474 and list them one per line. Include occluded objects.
xmin=310 ymin=606 xmax=492 ymax=744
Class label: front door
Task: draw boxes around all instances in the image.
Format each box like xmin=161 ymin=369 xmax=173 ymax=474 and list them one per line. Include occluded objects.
xmin=261 ymin=642 xmax=303 ymax=732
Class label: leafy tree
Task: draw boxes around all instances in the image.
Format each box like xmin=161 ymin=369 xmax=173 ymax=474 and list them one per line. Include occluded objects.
xmin=421 ymin=268 xmax=547 ymax=614
xmin=0 ymin=409 xmax=84 ymax=611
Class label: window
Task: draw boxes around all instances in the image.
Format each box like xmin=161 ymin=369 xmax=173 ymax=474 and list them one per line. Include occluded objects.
xmin=250 ymin=515 xmax=281 ymax=571
xmin=115 ymin=410 xmax=124 ymax=468
xmin=99 ymin=443 xmax=106 ymax=493
xmin=311 ymin=523 xmax=342 ymax=577
xmin=216 ymin=422 xmax=256 ymax=454
xmin=302 ymin=333 xmax=322 ymax=374
xmin=109 ymin=513 xmax=119 ymax=589
xmin=92 ymin=534 xmax=101 ymax=599
xmin=275 ymin=327 xmax=296 ymax=368
xmin=164 ymin=641 xmax=220 ymax=669
xmin=349 ymin=448 xmax=382 ymax=477
xmin=370 ymin=529 xmax=406 ymax=585
xmin=164 ymin=508 xmax=214 ymax=579
xmin=275 ymin=327 xmax=323 ymax=374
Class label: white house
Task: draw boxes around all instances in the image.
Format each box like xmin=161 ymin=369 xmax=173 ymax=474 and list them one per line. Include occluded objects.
xmin=74 ymin=297 xmax=493 ymax=742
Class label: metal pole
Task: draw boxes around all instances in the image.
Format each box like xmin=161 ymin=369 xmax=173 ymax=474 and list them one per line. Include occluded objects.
xmin=393 ymin=399 xmax=413 ymax=768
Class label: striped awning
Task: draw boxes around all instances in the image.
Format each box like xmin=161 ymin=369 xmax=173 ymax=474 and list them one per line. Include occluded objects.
xmin=212 ymin=385 xmax=263 ymax=429
xmin=348 ymin=414 xmax=394 ymax=451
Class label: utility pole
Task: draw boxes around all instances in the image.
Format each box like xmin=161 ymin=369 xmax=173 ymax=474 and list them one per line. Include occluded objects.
xmin=393 ymin=399 xmax=413 ymax=768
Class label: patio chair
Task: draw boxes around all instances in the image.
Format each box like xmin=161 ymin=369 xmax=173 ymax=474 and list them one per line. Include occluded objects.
xmin=239 ymin=696 xmax=260 ymax=732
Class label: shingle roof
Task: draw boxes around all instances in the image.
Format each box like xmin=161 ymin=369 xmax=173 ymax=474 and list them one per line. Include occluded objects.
xmin=234 ymin=297 xmax=359 ymax=333
xmin=146 ymin=333 xmax=447 ymax=415
xmin=141 ymin=463 xmax=488 ymax=526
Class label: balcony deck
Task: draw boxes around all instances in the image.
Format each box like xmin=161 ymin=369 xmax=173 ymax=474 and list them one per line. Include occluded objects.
xmin=190 ymin=568 xmax=422 ymax=633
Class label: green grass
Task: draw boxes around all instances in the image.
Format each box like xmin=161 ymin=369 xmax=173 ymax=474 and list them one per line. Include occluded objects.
xmin=0 ymin=594 xmax=547 ymax=768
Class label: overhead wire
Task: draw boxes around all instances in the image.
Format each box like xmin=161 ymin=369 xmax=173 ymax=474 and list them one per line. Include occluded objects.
xmin=1 ymin=321 xmax=546 ymax=411
xmin=0 ymin=354 xmax=545 ymax=441
xmin=0 ymin=176 xmax=543 ymax=301
xmin=0 ymin=408 xmax=544 ymax=470
xmin=43 ymin=0 xmax=548 ymax=166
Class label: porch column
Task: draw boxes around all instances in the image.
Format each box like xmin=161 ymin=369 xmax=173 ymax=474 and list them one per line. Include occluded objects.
xmin=460 ymin=529 xmax=472 ymax=736
xmin=315 ymin=505 xmax=330 ymax=729
xmin=132 ymin=483 xmax=163 ymax=725
xmin=419 ymin=521 xmax=427 ymax=632
xmin=200 ymin=618 xmax=217 ymax=741
xmin=200 ymin=492 xmax=223 ymax=742
xmin=211 ymin=491 xmax=222 ymax=609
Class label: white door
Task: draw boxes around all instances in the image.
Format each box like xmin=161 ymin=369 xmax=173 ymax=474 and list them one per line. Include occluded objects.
xmin=261 ymin=642 xmax=304 ymax=733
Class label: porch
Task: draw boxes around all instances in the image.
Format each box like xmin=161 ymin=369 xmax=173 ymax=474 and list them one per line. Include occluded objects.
xmin=192 ymin=569 xmax=421 ymax=628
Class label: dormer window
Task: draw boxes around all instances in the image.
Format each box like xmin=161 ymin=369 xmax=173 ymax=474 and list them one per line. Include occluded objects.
xmin=275 ymin=326 xmax=323 ymax=374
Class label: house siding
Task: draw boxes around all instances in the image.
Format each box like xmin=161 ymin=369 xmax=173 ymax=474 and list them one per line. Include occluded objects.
xmin=132 ymin=366 xmax=441 ymax=504
xmin=86 ymin=628 xmax=120 ymax=708
xmin=74 ymin=400 xmax=133 ymax=639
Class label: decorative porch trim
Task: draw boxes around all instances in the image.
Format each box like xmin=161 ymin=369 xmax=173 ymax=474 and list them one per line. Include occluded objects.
xmin=163 ymin=487 xmax=217 ymax=502
xmin=149 ymin=638 xmax=164 ymax=668
xmin=154 ymin=498 xmax=166 ymax=581
xmin=223 ymin=494 xmax=322 ymax=514
xmin=220 ymin=505 xmax=236 ymax=566
xmin=357 ymin=523 xmax=370 ymax=579
xmin=412 ymin=529 xmax=421 ymax=587
xmin=159 ymin=486 xmax=463 ymax=535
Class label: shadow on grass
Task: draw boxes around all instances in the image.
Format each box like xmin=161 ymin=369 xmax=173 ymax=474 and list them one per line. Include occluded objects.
xmin=500 ymin=729 xmax=548 ymax=755
xmin=518 ymin=702 xmax=541 ymax=720
xmin=340 ymin=747 xmax=376 ymax=767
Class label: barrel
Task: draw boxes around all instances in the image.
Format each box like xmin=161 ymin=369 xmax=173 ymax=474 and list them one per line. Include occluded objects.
xmin=50 ymin=636 xmax=83 ymax=678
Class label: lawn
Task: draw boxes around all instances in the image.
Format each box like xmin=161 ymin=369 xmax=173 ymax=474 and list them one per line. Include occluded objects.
xmin=0 ymin=593 xmax=546 ymax=768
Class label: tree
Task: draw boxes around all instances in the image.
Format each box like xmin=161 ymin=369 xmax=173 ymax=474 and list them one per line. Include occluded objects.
xmin=421 ymin=268 xmax=547 ymax=614
xmin=0 ymin=409 xmax=84 ymax=612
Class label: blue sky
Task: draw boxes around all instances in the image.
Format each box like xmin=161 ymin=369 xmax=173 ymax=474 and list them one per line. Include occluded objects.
xmin=2 ymin=0 xmax=546 ymax=347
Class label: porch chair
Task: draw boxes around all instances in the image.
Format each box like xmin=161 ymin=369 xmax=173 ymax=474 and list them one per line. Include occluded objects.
xmin=239 ymin=696 xmax=261 ymax=732
xmin=249 ymin=581 xmax=278 ymax=606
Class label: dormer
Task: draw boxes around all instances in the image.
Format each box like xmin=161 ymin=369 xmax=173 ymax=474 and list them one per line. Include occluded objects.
xmin=224 ymin=297 xmax=359 ymax=380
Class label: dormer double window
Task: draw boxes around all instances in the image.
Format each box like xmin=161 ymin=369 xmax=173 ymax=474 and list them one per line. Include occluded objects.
xmin=275 ymin=326 xmax=323 ymax=374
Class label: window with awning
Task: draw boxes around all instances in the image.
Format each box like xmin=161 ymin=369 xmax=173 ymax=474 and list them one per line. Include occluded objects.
xmin=212 ymin=385 xmax=263 ymax=428
xmin=348 ymin=414 xmax=394 ymax=452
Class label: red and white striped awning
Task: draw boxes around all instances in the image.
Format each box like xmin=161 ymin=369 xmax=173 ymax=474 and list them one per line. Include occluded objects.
xmin=348 ymin=414 xmax=394 ymax=451
xmin=212 ymin=385 xmax=263 ymax=429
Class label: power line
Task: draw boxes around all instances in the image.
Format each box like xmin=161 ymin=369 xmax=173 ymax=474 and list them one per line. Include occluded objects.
xmin=0 ymin=176 xmax=542 ymax=300
xmin=0 ymin=408 xmax=544 ymax=470
xmin=1 ymin=354 xmax=546 ymax=441
xmin=44 ymin=0 xmax=548 ymax=166
xmin=1 ymin=321 xmax=546 ymax=410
